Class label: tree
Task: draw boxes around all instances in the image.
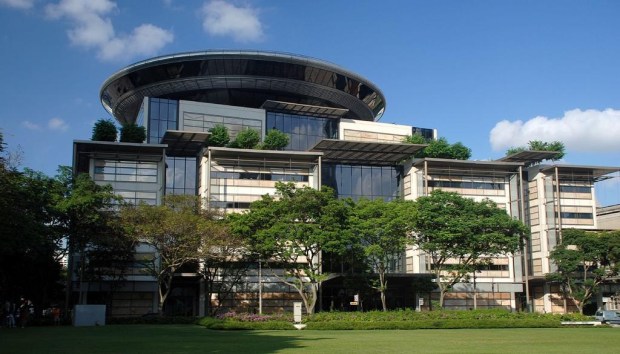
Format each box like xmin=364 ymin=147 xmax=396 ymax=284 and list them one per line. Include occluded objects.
xmin=506 ymin=140 xmax=565 ymax=160
xmin=119 ymin=123 xmax=146 ymax=143
xmin=55 ymin=173 xmax=127 ymax=306
xmin=412 ymin=190 xmax=526 ymax=307
xmin=199 ymin=215 xmax=253 ymax=315
xmin=402 ymin=136 xmax=471 ymax=160
xmin=230 ymin=128 xmax=260 ymax=149
xmin=261 ymin=129 xmax=289 ymax=150
xmin=547 ymin=229 xmax=620 ymax=314
xmin=91 ymin=119 xmax=118 ymax=142
xmin=350 ymin=198 xmax=416 ymax=311
xmin=208 ymin=124 xmax=231 ymax=147
xmin=231 ymin=182 xmax=352 ymax=314
xmin=120 ymin=195 xmax=215 ymax=314
xmin=0 ymin=166 xmax=66 ymax=309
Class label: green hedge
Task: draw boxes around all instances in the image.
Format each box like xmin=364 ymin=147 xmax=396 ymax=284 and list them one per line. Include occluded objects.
xmin=196 ymin=309 xmax=591 ymax=330
xmin=108 ymin=316 xmax=198 ymax=325
xmin=197 ymin=317 xmax=294 ymax=330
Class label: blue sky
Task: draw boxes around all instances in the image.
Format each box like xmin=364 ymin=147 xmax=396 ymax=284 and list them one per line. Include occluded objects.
xmin=1 ymin=0 xmax=619 ymax=205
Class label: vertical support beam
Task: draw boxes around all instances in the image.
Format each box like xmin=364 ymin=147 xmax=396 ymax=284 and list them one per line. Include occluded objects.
xmin=554 ymin=166 xmax=563 ymax=244
xmin=206 ymin=149 xmax=212 ymax=210
xmin=423 ymin=160 xmax=429 ymax=196
xmin=519 ymin=166 xmax=531 ymax=312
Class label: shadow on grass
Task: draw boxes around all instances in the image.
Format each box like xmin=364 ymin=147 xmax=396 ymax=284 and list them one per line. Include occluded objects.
xmin=1 ymin=325 xmax=331 ymax=354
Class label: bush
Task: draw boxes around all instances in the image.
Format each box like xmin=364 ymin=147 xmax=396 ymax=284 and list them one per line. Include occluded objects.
xmin=230 ymin=128 xmax=260 ymax=149
xmin=119 ymin=123 xmax=146 ymax=143
xmin=108 ymin=316 xmax=198 ymax=325
xmin=208 ymin=124 xmax=230 ymax=147
xmin=262 ymin=129 xmax=289 ymax=150
xmin=92 ymin=119 xmax=117 ymax=142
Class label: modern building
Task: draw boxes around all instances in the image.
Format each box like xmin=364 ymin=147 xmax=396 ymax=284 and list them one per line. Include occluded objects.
xmin=72 ymin=50 xmax=619 ymax=316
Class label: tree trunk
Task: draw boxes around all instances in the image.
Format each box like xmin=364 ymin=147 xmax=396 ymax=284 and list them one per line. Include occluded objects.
xmin=379 ymin=271 xmax=387 ymax=311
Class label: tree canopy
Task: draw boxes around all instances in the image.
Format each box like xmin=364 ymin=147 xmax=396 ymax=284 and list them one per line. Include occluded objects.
xmin=506 ymin=140 xmax=565 ymax=160
xmin=547 ymin=229 xmax=620 ymax=314
xmin=229 ymin=128 xmax=260 ymax=149
xmin=208 ymin=124 xmax=230 ymax=147
xmin=119 ymin=123 xmax=146 ymax=143
xmin=230 ymin=182 xmax=352 ymax=314
xmin=403 ymin=136 xmax=471 ymax=160
xmin=350 ymin=198 xmax=416 ymax=311
xmin=91 ymin=119 xmax=118 ymax=142
xmin=412 ymin=190 xmax=526 ymax=307
xmin=261 ymin=129 xmax=289 ymax=150
xmin=119 ymin=195 xmax=218 ymax=314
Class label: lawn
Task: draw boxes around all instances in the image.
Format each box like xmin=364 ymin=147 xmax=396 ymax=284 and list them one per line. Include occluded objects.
xmin=1 ymin=325 xmax=619 ymax=353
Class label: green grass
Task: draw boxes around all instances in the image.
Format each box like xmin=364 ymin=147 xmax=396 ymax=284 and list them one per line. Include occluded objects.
xmin=1 ymin=325 xmax=620 ymax=353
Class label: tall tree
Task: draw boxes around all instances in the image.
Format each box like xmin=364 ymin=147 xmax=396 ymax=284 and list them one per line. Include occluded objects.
xmin=547 ymin=229 xmax=620 ymax=314
xmin=199 ymin=215 xmax=253 ymax=315
xmin=91 ymin=119 xmax=118 ymax=142
xmin=350 ymin=198 xmax=416 ymax=311
xmin=55 ymin=173 xmax=127 ymax=306
xmin=412 ymin=190 xmax=526 ymax=307
xmin=120 ymin=195 xmax=216 ymax=314
xmin=231 ymin=182 xmax=352 ymax=314
xmin=0 ymin=167 xmax=65 ymax=308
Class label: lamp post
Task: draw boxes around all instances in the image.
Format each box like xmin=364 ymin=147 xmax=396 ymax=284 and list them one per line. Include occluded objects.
xmin=258 ymin=259 xmax=262 ymax=315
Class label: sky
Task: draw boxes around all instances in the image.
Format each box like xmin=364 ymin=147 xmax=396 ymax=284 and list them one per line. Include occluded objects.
xmin=1 ymin=0 xmax=619 ymax=205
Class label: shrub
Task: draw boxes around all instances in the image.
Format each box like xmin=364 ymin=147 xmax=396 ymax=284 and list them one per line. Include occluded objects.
xmin=262 ymin=129 xmax=289 ymax=150
xmin=208 ymin=124 xmax=230 ymax=147
xmin=92 ymin=119 xmax=117 ymax=142
xmin=119 ymin=123 xmax=146 ymax=143
xmin=108 ymin=316 xmax=198 ymax=325
xmin=230 ymin=128 xmax=260 ymax=149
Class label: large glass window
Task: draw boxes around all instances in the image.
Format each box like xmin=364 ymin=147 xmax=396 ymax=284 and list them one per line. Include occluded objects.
xmin=94 ymin=160 xmax=158 ymax=183
xmin=266 ymin=112 xmax=338 ymax=151
xmin=166 ymin=157 xmax=197 ymax=195
xmin=147 ymin=98 xmax=178 ymax=144
xmin=322 ymin=164 xmax=402 ymax=201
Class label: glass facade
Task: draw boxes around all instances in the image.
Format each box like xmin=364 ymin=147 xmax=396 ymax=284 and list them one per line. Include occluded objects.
xmin=94 ymin=160 xmax=158 ymax=183
xmin=93 ymin=159 xmax=159 ymax=205
xmin=322 ymin=164 xmax=402 ymax=201
xmin=266 ymin=112 xmax=338 ymax=151
xmin=166 ymin=157 xmax=197 ymax=195
xmin=428 ymin=180 xmax=504 ymax=190
xmin=147 ymin=98 xmax=178 ymax=144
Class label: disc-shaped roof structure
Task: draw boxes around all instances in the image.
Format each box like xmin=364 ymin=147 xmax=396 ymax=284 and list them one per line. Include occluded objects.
xmin=100 ymin=50 xmax=386 ymax=125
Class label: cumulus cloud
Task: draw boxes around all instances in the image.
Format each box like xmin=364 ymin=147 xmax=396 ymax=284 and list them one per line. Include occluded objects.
xmin=22 ymin=118 xmax=69 ymax=132
xmin=0 ymin=0 xmax=34 ymax=9
xmin=202 ymin=0 xmax=264 ymax=43
xmin=490 ymin=108 xmax=620 ymax=153
xmin=22 ymin=121 xmax=41 ymax=130
xmin=45 ymin=0 xmax=173 ymax=61
xmin=48 ymin=118 xmax=69 ymax=131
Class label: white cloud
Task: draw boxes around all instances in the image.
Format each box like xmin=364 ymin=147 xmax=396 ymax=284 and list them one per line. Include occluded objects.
xmin=490 ymin=108 xmax=620 ymax=153
xmin=0 ymin=0 xmax=34 ymax=9
xmin=202 ymin=0 xmax=264 ymax=43
xmin=45 ymin=0 xmax=173 ymax=61
xmin=48 ymin=118 xmax=69 ymax=131
xmin=22 ymin=121 xmax=41 ymax=130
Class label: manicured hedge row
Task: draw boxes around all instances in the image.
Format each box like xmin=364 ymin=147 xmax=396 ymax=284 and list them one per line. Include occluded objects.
xmin=196 ymin=309 xmax=592 ymax=330
xmin=108 ymin=316 xmax=198 ymax=325
xmin=307 ymin=308 xmax=589 ymax=322
xmin=198 ymin=317 xmax=294 ymax=330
